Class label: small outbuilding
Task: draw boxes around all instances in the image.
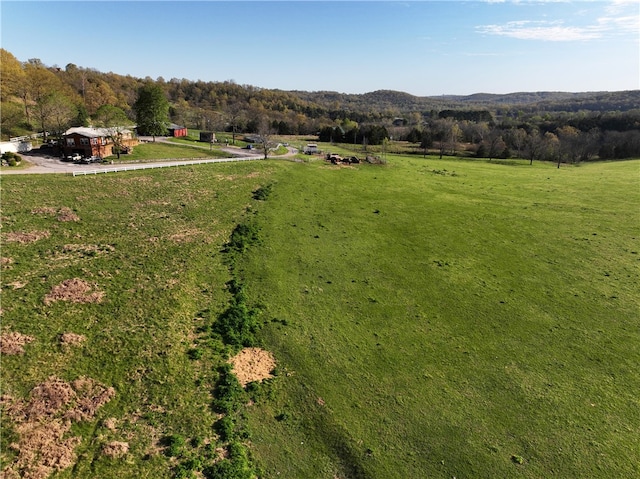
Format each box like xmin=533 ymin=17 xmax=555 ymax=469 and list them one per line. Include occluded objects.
xmin=200 ymin=131 xmax=216 ymax=143
xmin=168 ymin=123 xmax=188 ymax=137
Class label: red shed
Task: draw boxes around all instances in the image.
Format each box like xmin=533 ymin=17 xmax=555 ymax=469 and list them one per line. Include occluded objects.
xmin=168 ymin=123 xmax=188 ymax=137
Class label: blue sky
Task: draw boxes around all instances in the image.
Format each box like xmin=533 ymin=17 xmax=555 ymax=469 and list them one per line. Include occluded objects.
xmin=2 ymin=1 xmax=638 ymax=96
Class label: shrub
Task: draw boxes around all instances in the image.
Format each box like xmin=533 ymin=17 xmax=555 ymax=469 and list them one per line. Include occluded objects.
xmin=225 ymin=222 xmax=260 ymax=255
xmin=164 ymin=434 xmax=186 ymax=457
xmin=252 ymin=183 xmax=273 ymax=201
xmin=2 ymin=152 xmax=22 ymax=166
xmin=212 ymin=365 xmax=246 ymax=414
xmin=213 ymin=298 xmax=259 ymax=347
xmin=214 ymin=415 xmax=235 ymax=442
xmin=202 ymin=442 xmax=254 ymax=479
xmin=187 ymin=347 xmax=203 ymax=360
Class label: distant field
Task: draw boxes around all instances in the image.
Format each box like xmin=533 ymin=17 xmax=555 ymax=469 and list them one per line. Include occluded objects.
xmin=239 ymin=156 xmax=640 ymax=478
xmin=1 ymin=154 xmax=638 ymax=478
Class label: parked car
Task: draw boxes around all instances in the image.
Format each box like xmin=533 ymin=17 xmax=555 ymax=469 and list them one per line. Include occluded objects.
xmin=66 ymin=153 xmax=82 ymax=162
xmin=88 ymin=155 xmax=102 ymax=163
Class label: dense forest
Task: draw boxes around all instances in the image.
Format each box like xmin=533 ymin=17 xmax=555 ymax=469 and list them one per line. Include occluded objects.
xmin=2 ymin=49 xmax=639 ymax=162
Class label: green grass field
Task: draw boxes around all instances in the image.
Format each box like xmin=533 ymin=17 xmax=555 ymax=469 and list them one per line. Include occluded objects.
xmin=239 ymin=156 xmax=640 ymax=478
xmin=1 ymin=154 xmax=638 ymax=478
xmin=117 ymin=140 xmax=233 ymax=161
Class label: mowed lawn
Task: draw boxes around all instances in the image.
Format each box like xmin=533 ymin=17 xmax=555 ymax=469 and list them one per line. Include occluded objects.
xmin=240 ymin=157 xmax=640 ymax=478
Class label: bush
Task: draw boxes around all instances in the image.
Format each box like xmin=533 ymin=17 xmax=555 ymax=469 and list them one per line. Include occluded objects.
xmin=225 ymin=222 xmax=260 ymax=255
xmin=2 ymin=152 xmax=22 ymax=166
xmin=214 ymin=415 xmax=235 ymax=442
xmin=202 ymin=442 xmax=254 ymax=479
xmin=213 ymin=299 xmax=259 ymax=347
xmin=212 ymin=365 xmax=246 ymax=414
xmin=187 ymin=347 xmax=203 ymax=360
xmin=252 ymin=183 xmax=273 ymax=201
xmin=164 ymin=434 xmax=186 ymax=457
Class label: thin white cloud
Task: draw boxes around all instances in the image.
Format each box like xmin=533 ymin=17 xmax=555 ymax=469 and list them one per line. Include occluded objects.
xmin=477 ymin=0 xmax=639 ymax=41
xmin=478 ymin=20 xmax=601 ymax=41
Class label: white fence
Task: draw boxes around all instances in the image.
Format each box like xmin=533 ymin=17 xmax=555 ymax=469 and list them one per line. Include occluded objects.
xmin=9 ymin=132 xmax=45 ymax=142
xmin=72 ymin=156 xmax=260 ymax=176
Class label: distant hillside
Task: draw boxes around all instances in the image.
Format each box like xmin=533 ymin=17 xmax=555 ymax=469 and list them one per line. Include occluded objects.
xmin=290 ymin=89 xmax=640 ymax=114
xmin=2 ymin=48 xmax=639 ymax=143
xmin=432 ymin=91 xmax=599 ymax=105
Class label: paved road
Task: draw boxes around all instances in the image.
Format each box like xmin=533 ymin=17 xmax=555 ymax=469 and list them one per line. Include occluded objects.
xmin=1 ymin=143 xmax=295 ymax=175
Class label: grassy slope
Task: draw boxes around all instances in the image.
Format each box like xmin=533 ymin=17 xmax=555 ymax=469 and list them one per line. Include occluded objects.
xmin=240 ymin=157 xmax=640 ymax=478
xmin=115 ymin=141 xmax=232 ymax=161
xmin=2 ymin=155 xmax=638 ymax=478
xmin=0 ymin=161 xmax=277 ymax=477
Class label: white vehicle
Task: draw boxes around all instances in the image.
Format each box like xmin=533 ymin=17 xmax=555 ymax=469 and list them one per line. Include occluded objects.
xmin=66 ymin=153 xmax=82 ymax=162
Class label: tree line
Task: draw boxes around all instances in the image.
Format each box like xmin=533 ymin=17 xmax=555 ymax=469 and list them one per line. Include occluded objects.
xmin=1 ymin=49 xmax=639 ymax=161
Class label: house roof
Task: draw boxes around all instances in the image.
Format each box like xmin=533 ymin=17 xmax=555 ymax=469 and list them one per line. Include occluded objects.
xmin=64 ymin=127 xmax=133 ymax=138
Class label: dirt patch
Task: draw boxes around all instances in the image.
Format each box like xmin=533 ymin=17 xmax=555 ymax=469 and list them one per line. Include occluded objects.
xmin=57 ymin=207 xmax=80 ymax=222
xmin=6 ymin=280 xmax=27 ymax=289
xmin=44 ymin=278 xmax=105 ymax=306
xmin=31 ymin=207 xmax=58 ymax=216
xmin=60 ymin=333 xmax=87 ymax=347
xmin=228 ymin=348 xmax=276 ymax=387
xmin=1 ymin=256 xmax=14 ymax=267
xmin=102 ymin=441 xmax=129 ymax=458
xmin=30 ymin=206 xmax=80 ymax=222
xmin=168 ymin=228 xmax=204 ymax=244
xmin=4 ymin=230 xmax=51 ymax=244
xmin=0 ymin=331 xmax=35 ymax=355
xmin=1 ymin=376 xmax=115 ymax=479
xmin=103 ymin=417 xmax=118 ymax=431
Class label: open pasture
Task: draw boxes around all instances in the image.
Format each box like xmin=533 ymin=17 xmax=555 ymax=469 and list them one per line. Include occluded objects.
xmin=0 ymin=161 xmax=276 ymax=478
xmin=1 ymin=154 xmax=638 ymax=478
xmin=240 ymin=156 xmax=640 ymax=478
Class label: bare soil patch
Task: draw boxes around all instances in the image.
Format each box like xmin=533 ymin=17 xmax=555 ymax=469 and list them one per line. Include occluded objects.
xmin=31 ymin=207 xmax=58 ymax=216
xmin=1 ymin=256 xmax=14 ymax=267
xmin=103 ymin=417 xmax=118 ymax=431
xmin=168 ymin=228 xmax=204 ymax=243
xmin=44 ymin=278 xmax=105 ymax=306
xmin=6 ymin=280 xmax=27 ymax=289
xmin=60 ymin=332 xmax=87 ymax=347
xmin=228 ymin=347 xmax=276 ymax=387
xmin=4 ymin=230 xmax=51 ymax=244
xmin=30 ymin=206 xmax=80 ymax=222
xmin=102 ymin=441 xmax=129 ymax=458
xmin=0 ymin=331 xmax=35 ymax=355
xmin=57 ymin=207 xmax=80 ymax=222
xmin=1 ymin=376 xmax=115 ymax=479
